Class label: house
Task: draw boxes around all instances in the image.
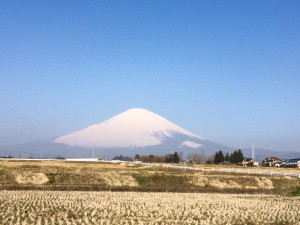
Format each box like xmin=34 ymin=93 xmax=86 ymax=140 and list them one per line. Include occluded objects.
xmin=242 ymin=158 xmax=259 ymax=167
xmin=284 ymin=158 xmax=300 ymax=168
xmin=262 ymin=157 xmax=282 ymax=167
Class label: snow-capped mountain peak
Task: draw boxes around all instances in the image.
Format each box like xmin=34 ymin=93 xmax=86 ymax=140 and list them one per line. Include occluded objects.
xmin=54 ymin=108 xmax=203 ymax=148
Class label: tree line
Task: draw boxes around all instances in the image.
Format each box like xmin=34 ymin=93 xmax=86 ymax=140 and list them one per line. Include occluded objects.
xmin=135 ymin=152 xmax=181 ymax=163
xmin=114 ymin=149 xmax=245 ymax=165
xmin=113 ymin=152 xmax=182 ymax=163
xmin=214 ymin=149 xmax=244 ymax=164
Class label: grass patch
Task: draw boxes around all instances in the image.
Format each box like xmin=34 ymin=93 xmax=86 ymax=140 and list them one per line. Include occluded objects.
xmin=291 ymin=187 xmax=300 ymax=196
xmin=134 ymin=176 xmax=150 ymax=185
xmin=0 ymin=169 xmax=6 ymax=175
xmin=48 ymin=176 xmax=56 ymax=184
xmin=0 ymin=169 xmax=15 ymax=184
xmin=133 ymin=174 xmax=159 ymax=186
xmin=133 ymin=174 xmax=188 ymax=188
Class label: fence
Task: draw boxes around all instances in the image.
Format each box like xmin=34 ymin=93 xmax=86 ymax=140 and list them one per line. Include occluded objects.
xmin=212 ymin=168 xmax=300 ymax=178
xmin=125 ymin=160 xmax=205 ymax=171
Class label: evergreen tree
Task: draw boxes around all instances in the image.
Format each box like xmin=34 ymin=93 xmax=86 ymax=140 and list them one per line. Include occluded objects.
xmin=165 ymin=154 xmax=174 ymax=163
xmin=229 ymin=149 xmax=244 ymax=164
xmin=219 ymin=151 xmax=224 ymax=163
xmin=224 ymin=152 xmax=230 ymax=162
xmin=236 ymin=149 xmax=244 ymax=163
xmin=214 ymin=150 xmax=224 ymax=164
xmin=214 ymin=152 xmax=219 ymax=164
xmin=173 ymin=152 xmax=180 ymax=163
xmin=165 ymin=152 xmax=180 ymax=163
xmin=230 ymin=151 xmax=237 ymax=163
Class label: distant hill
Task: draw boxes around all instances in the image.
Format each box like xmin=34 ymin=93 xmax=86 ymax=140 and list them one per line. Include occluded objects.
xmin=1 ymin=108 xmax=298 ymax=161
xmin=242 ymin=148 xmax=300 ymax=162
xmin=0 ymin=108 xmax=232 ymax=159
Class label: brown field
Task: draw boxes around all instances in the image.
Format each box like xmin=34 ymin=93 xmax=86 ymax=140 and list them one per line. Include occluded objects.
xmin=1 ymin=160 xmax=299 ymax=172
xmin=0 ymin=190 xmax=299 ymax=225
xmin=0 ymin=160 xmax=299 ymax=194
xmin=1 ymin=160 xmax=300 ymax=225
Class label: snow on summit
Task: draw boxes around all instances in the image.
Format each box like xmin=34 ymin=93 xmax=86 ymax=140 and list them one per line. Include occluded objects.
xmin=55 ymin=108 xmax=203 ymax=148
xmin=181 ymin=141 xmax=202 ymax=149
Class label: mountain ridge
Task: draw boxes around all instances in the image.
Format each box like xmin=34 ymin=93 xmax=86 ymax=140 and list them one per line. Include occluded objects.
xmin=0 ymin=108 xmax=226 ymax=159
xmin=0 ymin=108 xmax=298 ymax=161
xmin=54 ymin=108 xmax=203 ymax=148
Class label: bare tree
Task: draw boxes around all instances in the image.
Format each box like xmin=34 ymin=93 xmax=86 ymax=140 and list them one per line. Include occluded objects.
xmin=188 ymin=152 xmax=208 ymax=164
xmin=178 ymin=152 xmax=184 ymax=160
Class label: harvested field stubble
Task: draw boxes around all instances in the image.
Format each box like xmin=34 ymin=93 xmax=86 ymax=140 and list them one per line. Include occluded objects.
xmin=0 ymin=190 xmax=299 ymax=225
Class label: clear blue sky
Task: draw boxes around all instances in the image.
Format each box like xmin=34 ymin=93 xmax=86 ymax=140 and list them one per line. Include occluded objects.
xmin=1 ymin=0 xmax=300 ymax=151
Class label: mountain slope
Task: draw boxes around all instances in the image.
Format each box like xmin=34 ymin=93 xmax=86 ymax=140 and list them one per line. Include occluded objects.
xmin=1 ymin=108 xmax=298 ymax=160
xmin=1 ymin=108 xmax=233 ymax=158
xmin=55 ymin=108 xmax=203 ymax=148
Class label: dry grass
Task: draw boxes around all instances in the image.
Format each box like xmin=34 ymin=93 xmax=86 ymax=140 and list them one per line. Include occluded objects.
xmin=98 ymin=172 xmax=138 ymax=187
xmin=15 ymin=172 xmax=49 ymax=185
xmin=201 ymin=163 xmax=300 ymax=173
xmin=0 ymin=161 xmax=299 ymax=194
xmin=0 ymin=190 xmax=299 ymax=225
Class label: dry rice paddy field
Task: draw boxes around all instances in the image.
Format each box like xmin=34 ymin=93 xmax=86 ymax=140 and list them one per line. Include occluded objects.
xmin=0 ymin=161 xmax=300 ymax=224
xmin=0 ymin=190 xmax=300 ymax=225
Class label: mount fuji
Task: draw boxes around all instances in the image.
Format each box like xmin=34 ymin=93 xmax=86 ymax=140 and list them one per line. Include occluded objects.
xmin=53 ymin=108 xmax=232 ymax=158
xmin=1 ymin=108 xmax=233 ymax=159
xmin=55 ymin=108 xmax=203 ymax=149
